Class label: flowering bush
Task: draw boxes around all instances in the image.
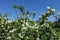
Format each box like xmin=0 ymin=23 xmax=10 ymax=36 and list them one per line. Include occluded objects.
xmin=0 ymin=5 xmax=59 ymax=40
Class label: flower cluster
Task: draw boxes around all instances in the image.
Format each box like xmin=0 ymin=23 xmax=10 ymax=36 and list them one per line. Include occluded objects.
xmin=0 ymin=6 xmax=59 ymax=40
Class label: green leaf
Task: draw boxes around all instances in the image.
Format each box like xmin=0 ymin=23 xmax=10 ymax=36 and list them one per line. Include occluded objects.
xmin=13 ymin=4 xmax=17 ymax=9
xmin=18 ymin=6 xmax=24 ymax=15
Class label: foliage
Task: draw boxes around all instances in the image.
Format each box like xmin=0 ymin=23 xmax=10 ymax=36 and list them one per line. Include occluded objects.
xmin=0 ymin=6 xmax=60 ymax=40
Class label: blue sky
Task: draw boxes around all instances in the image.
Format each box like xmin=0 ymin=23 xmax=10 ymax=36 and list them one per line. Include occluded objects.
xmin=0 ymin=0 xmax=60 ymax=21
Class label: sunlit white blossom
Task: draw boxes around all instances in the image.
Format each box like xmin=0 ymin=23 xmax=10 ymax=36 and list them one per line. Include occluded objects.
xmin=1 ymin=20 xmax=4 ymax=24
xmin=22 ymin=24 xmax=24 ymax=27
xmin=26 ymin=22 xmax=29 ymax=25
xmin=21 ymin=20 xmax=23 ymax=22
xmin=46 ymin=24 xmax=49 ymax=27
xmin=8 ymin=26 xmax=10 ymax=28
xmin=41 ymin=25 xmax=44 ymax=27
xmin=27 ymin=15 xmax=29 ymax=17
xmin=37 ymin=37 xmax=39 ymax=40
xmin=12 ymin=29 xmax=16 ymax=31
xmin=36 ymin=30 xmax=38 ymax=32
xmin=9 ymin=29 xmax=16 ymax=33
xmin=26 ymin=19 xmax=29 ymax=22
xmin=47 ymin=6 xmax=50 ymax=9
xmin=18 ymin=33 xmax=23 ymax=38
xmin=9 ymin=30 xmax=13 ymax=33
xmin=7 ymin=36 xmax=11 ymax=39
xmin=52 ymin=9 xmax=55 ymax=12
xmin=8 ymin=20 xmax=12 ymax=23
xmin=47 ymin=11 xmax=50 ymax=13
xmin=46 ymin=33 xmax=49 ymax=35
xmin=43 ymin=13 xmax=46 ymax=16
xmin=35 ymin=23 xmax=37 ymax=26
xmin=22 ymin=27 xmax=27 ymax=30
xmin=23 ymin=20 xmax=25 ymax=23
xmin=44 ymin=23 xmax=46 ymax=25
xmin=3 ymin=28 xmax=5 ymax=30
xmin=5 ymin=30 xmax=8 ymax=32
xmin=53 ymin=31 xmax=56 ymax=35
xmin=30 ymin=26 xmax=38 ymax=29
xmin=2 ymin=25 xmax=4 ymax=27
xmin=26 ymin=36 xmax=29 ymax=39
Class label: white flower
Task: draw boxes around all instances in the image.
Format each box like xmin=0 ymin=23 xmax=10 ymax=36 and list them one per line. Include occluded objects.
xmin=2 ymin=25 xmax=4 ymax=27
xmin=1 ymin=20 xmax=4 ymax=24
xmin=37 ymin=37 xmax=39 ymax=40
xmin=4 ymin=17 xmax=7 ymax=19
xmin=36 ymin=30 xmax=38 ymax=32
xmin=54 ymin=33 xmax=56 ymax=36
xmin=26 ymin=22 xmax=29 ymax=25
xmin=46 ymin=33 xmax=49 ymax=35
xmin=35 ymin=23 xmax=37 ymax=26
xmin=8 ymin=20 xmax=12 ymax=23
xmin=47 ymin=6 xmax=50 ymax=9
xmin=5 ymin=30 xmax=8 ymax=32
xmin=3 ymin=28 xmax=5 ymax=30
xmin=44 ymin=23 xmax=49 ymax=27
xmin=12 ymin=29 xmax=16 ymax=31
xmin=9 ymin=30 xmax=13 ymax=33
xmin=18 ymin=33 xmax=21 ymax=36
xmin=46 ymin=24 xmax=49 ymax=27
xmin=23 ymin=20 xmax=25 ymax=23
xmin=21 ymin=20 xmax=23 ymax=22
xmin=9 ymin=29 xmax=16 ymax=33
xmin=52 ymin=9 xmax=55 ymax=12
xmin=27 ymin=15 xmax=29 ymax=17
xmin=47 ymin=11 xmax=50 ymax=13
xmin=8 ymin=26 xmax=10 ymax=28
xmin=42 ymin=13 xmax=46 ymax=16
xmin=30 ymin=26 xmax=38 ymax=29
xmin=18 ymin=33 xmax=23 ymax=38
xmin=26 ymin=36 xmax=29 ymax=39
xmin=53 ymin=31 xmax=56 ymax=35
xmin=26 ymin=20 xmax=29 ymax=22
xmin=22 ymin=24 xmax=24 ymax=27
xmin=22 ymin=27 xmax=27 ymax=30
xmin=44 ymin=23 xmax=46 ymax=25
xmin=7 ymin=36 xmax=11 ymax=39
xmin=41 ymin=25 xmax=44 ymax=27
xmin=26 ymin=22 xmax=28 ymax=24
